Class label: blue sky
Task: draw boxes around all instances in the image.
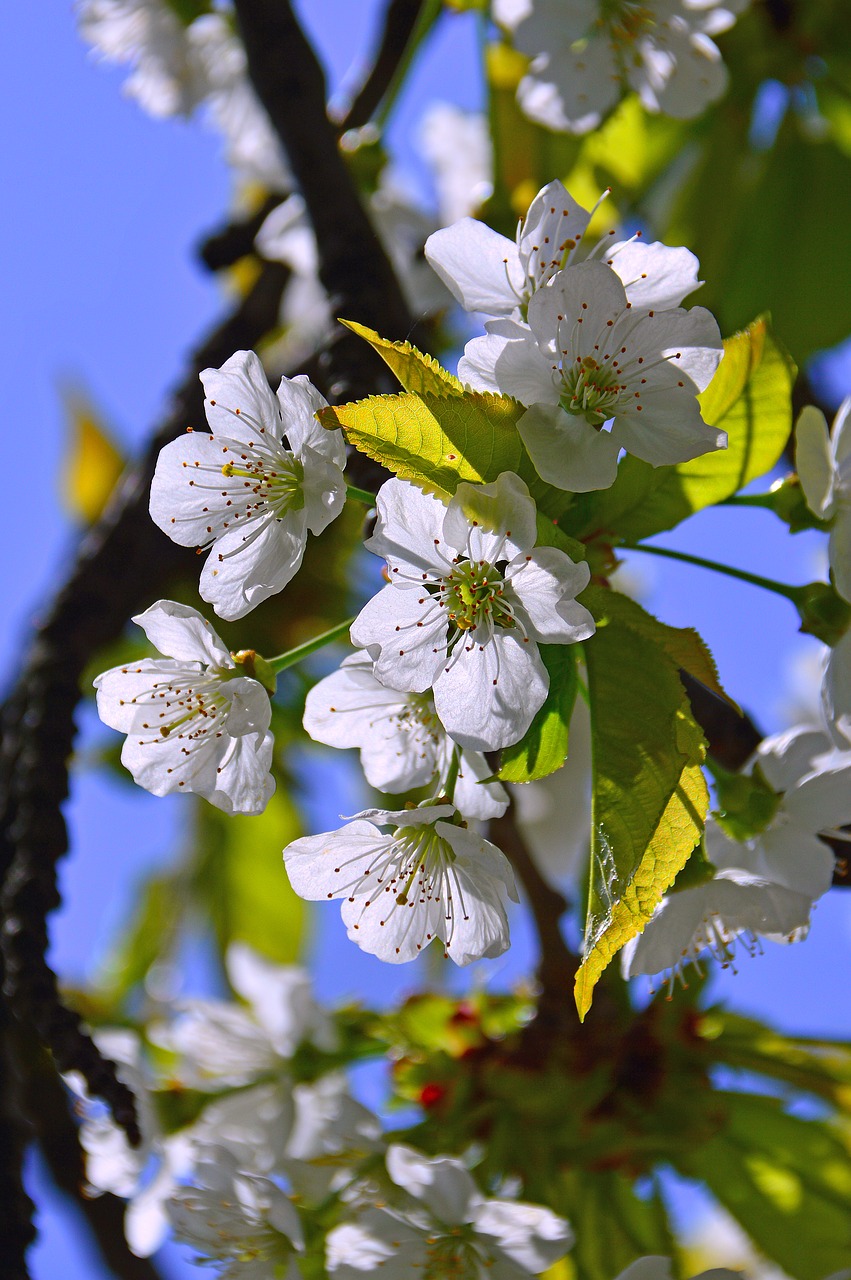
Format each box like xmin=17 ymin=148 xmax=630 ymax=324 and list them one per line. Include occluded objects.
xmin=3 ymin=4 xmax=850 ymax=1277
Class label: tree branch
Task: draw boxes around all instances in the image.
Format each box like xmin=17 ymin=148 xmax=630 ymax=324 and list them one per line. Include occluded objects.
xmin=337 ymin=0 xmax=432 ymax=131
xmin=231 ymin=0 xmax=416 ymax=400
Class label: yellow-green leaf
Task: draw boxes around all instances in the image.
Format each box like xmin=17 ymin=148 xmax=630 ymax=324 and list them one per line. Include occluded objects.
xmin=575 ymin=592 xmax=709 ymax=1019
xmin=682 ymin=1092 xmax=851 ymax=1280
xmin=340 ymin=320 xmax=463 ymax=397
xmin=319 ymin=389 xmax=580 ymax=547
xmin=60 ymin=390 xmax=125 ymax=524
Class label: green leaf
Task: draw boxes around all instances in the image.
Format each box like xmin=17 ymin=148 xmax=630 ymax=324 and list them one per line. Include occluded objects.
xmin=340 ymin=320 xmax=464 ymax=397
xmin=498 ymin=646 xmax=579 ymax=782
xmin=193 ymin=789 xmax=307 ymax=966
xmin=575 ymin=591 xmax=709 ymax=1019
xmin=708 ymin=1010 xmax=851 ymax=1108
xmin=318 ymin=389 xmax=583 ymax=556
xmin=682 ymin=1091 xmax=851 ymax=1279
xmin=565 ymin=318 xmax=795 ymax=545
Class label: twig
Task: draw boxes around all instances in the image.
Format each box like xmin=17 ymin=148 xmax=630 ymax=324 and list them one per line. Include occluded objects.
xmin=198 ymin=193 xmax=287 ymax=271
xmin=231 ymin=0 xmax=416 ymax=400
xmin=337 ymin=0 xmax=432 ymax=131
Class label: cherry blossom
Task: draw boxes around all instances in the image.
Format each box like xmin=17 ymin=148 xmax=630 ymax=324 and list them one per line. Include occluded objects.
xmin=459 ymin=260 xmax=724 ymax=492
xmin=796 ymin=397 xmax=851 ymax=602
xmin=303 ymin=652 xmax=508 ymax=820
xmin=151 ymin=944 xmax=335 ymax=1090
xmin=426 ymin=179 xmax=702 ymax=320
xmin=283 ymin=805 xmax=518 ymax=965
xmin=350 ymin=473 xmax=594 ymax=752
xmin=150 ymin=351 xmax=346 ymax=620
xmin=94 ymin=600 xmax=274 ymax=814
xmin=418 ymin=103 xmax=493 ymax=224
xmin=326 ymin=1143 xmax=573 ymax=1279
xmin=494 ymin=0 xmax=749 ymax=135
xmin=167 ymin=1146 xmax=305 ymax=1280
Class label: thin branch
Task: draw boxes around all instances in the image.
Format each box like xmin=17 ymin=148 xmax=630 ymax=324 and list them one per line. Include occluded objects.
xmin=198 ymin=193 xmax=286 ymax=271
xmin=337 ymin=0 xmax=431 ymax=131
xmin=231 ymin=0 xmax=416 ymax=400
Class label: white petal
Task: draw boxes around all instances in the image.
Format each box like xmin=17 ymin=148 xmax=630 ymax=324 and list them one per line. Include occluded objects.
xmin=473 ymin=1199 xmax=573 ymax=1271
xmin=223 ymin=676 xmax=273 ymax=737
xmin=527 ymin=259 xmax=628 ymax=354
xmin=637 ymin=304 xmax=724 ymax=393
xmin=201 ymin=349 xmax=282 ymax=443
xmin=226 ymin=944 xmax=316 ymax=1056
xmin=756 ymin=726 xmax=832 ymax=792
xmin=350 ymin=583 xmax=446 ymax=693
xmin=509 ymin=546 xmax=593 ymax=642
xmin=199 ymin=513 xmax=308 ymax=621
xmin=608 ymin=383 xmax=725 ymax=468
xmin=829 ymin=507 xmax=851 ymax=603
xmin=386 ymin=1145 xmax=477 ymax=1224
xmin=754 ymin=823 xmax=835 ymax=901
xmin=277 ymin=374 xmax=344 ymax=469
xmin=823 ymin=629 xmax=851 ymax=746
xmin=425 ymin=219 xmax=523 ymax=315
xmin=783 ymin=752 xmax=851 ymax=834
xmin=433 ymin=630 xmax=548 ymax=751
xmin=831 ymin=396 xmax=851 ymax=467
xmin=149 ymin=430 xmax=229 ymax=547
xmin=443 ymin=472 xmax=538 ymax=561
xmin=795 ymin=405 xmax=835 ymax=517
xmin=299 ymin=444 xmax=347 ymax=536
xmin=283 ymin=821 xmax=386 ymax=901
xmin=454 ymin=749 xmax=509 ymax=821
xmin=607 ymin=240 xmax=702 ymax=310
xmin=458 ymin=321 xmax=558 ymax=405
xmin=130 ymin=600 xmax=232 ymax=667
xmin=365 ymin=478 xmax=449 ymax=576
xmin=518 ymin=403 xmax=621 ymax=492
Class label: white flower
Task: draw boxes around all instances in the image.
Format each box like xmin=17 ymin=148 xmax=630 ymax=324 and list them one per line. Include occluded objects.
xmin=94 ymin=600 xmax=275 ymax=814
xmin=66 ymin=1029 xmax=192 ymax=1257
xmin=326 ymin=1144 xmax=573 ymax=1279
xmin=76 ymin=0 xmax=209 ymax=118
xmin=495 ymin=0 xmax=748 ymax=134
xmin=303 ymin=652 xmax=508 ymax=820
xmin=151 ymin=944 xmax=335 ymax=1089
xmin=418 ymin=103 xmax=494 ymax=225
xmin=796 ymin=397 xmax=851 ymax=602
xmin=150 ymin=352 xmax=346 ymax=620
xmin=459 ymin=261 xmax=724 ymax=492
xmin=425 ymin=179 xmax=702 ymax=320
xmin=283 ymin=805 xmax=519 ymax=965
xmin=350 ymin=474 xmax=594 ymax=751
xmin=622 ymin=726 xmax=848 ymax=982
xmin=168 ymin=1146 xmax=304 ymax=1279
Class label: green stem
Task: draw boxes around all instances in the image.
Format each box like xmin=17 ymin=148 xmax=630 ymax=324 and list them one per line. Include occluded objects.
xmin=347 ymin=484 xmax=378 ymax=506
xmin=441 ymin=744 xmax=462 ymax=806
xmin=267 ymin=618 xmax=354 ymax=673
xmin=625 ymin=542 xmax=804 ymax=603
xmin=718 ymin=493 xmax=777 ymax=509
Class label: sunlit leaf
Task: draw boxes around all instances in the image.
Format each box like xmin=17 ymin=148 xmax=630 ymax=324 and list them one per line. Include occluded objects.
xmin=557 ymin=1169 xmax=676 ymax=1280
xmin=340 ymin=319 xmax=463 ymax=396
xmin=575 ymin=592 xmax=709 ymax=1018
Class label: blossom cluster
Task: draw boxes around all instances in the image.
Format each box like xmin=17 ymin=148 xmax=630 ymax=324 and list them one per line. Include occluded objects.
xmin=68 ymin=947 xmax=574 ymax=1276
xmin=494 ymin=0 xmax=750 ymax=134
